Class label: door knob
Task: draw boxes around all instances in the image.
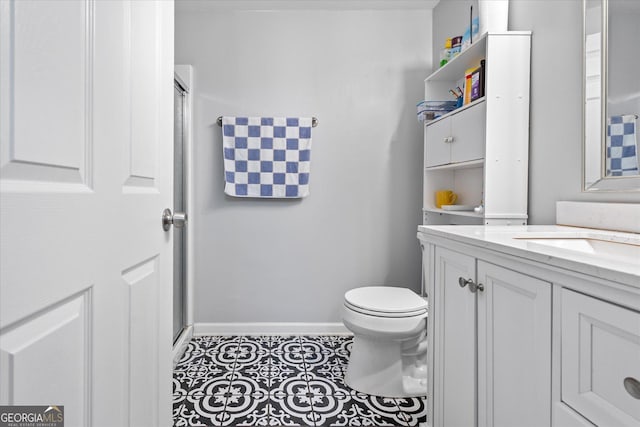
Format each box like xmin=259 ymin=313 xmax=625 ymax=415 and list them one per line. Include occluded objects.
xmin=162 ymin=208 xmax=187 ymax=231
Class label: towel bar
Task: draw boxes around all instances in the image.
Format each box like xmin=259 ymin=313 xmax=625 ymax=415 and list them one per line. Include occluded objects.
xmin=217 ymin=116 xmax=318 ymax=127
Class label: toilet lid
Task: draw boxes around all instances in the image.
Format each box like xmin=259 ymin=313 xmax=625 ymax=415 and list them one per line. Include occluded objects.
xmin=344 ymin=286 xmax=427 ymax=316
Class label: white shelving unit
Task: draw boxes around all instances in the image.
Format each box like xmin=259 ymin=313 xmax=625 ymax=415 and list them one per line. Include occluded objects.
xmin=423 ymin=32 xmax=531 ymax=225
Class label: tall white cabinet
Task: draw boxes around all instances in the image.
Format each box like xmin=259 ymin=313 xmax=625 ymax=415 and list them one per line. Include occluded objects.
xmin=423 ymin=32 xmax=531 ymax=225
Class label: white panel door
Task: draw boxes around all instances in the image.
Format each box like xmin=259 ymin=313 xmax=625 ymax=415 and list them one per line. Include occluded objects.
xmin=450 ymin=102 xmax=485 ymax=165
xmin=424 ymin=118 xmax=451 ymax=168
xmin=433 ymin=247 xmax=476 ymax=427
xmin=0 ymin=1 xmax=174 ymax=426
xmin=476 ymin=261 xmax=551 ymax=427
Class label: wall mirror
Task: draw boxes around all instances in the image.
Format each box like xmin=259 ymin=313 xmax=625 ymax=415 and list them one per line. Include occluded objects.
xmin=583 ymin=0 xmax=640 ymax=191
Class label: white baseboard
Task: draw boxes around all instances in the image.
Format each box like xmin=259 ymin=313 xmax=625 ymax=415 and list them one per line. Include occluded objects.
xmin=172 ymin=325 xmax=194 ymax=368
xmin=193 ymin=322 xmax=351 ymax=336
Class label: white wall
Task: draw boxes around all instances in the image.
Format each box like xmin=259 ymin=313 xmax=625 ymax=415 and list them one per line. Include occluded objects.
xmin=176 ymin=4 xmax=432 ymax=324
xmin=433 ymin=0 xmax=640 ymax=225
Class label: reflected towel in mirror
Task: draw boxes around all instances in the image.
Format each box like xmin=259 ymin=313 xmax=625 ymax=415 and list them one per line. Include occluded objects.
xmin=606 ymin=114 xmax=638 ymax=176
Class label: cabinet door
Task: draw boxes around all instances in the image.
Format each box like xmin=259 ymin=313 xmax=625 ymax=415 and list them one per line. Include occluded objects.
xmin=433 ymin=247 xmax=476 ymax=427
xmin=477 ymin=261 xmax=551 ymax=427
xmin=451 ymin=102 xmax=486 ymax=164
xmin=425 ymin=117 xmax=451 ymax=168
xmin=553 ymin=403 xmax=596 ymax=427
xmin=562 ymin=289 xmax=640 ymax=426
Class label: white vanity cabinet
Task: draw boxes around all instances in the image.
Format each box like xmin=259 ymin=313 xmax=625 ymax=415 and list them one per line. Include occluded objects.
xmin=422 ymin=32 xmax=531 ymax=225
xmin=431 ymin=246 xmax=551 ymax=427
xmin=419 ymin=225 xmax=640 ymax=427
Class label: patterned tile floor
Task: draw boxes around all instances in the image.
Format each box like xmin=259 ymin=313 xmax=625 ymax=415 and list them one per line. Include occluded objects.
xmin=173 ymin=335 xmax=426 ymax=426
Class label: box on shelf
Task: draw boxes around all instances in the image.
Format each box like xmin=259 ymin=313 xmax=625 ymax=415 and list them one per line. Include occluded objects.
xmin=470 ymin=60 xmax=486 ymax=102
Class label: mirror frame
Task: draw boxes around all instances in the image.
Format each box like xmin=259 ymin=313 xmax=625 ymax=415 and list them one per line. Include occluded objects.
xmin=582 ymin=0 xmax=640 ymax=192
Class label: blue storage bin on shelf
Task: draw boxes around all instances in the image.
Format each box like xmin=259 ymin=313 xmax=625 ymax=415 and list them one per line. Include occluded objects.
xmin=417 ymin=100 xmax=458 ymax=122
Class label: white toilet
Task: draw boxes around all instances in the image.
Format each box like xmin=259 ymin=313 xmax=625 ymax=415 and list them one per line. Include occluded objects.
xmin=342 ymin=286 xmax=428 ymax=398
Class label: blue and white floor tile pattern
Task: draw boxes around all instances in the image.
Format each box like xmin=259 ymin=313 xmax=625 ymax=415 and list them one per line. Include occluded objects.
xmin=173 ymin=335 xmax=426 ymax=426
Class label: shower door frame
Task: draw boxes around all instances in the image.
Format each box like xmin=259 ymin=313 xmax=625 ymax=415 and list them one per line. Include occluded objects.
xmin=172 ymin=66 xmax=194 ymax=356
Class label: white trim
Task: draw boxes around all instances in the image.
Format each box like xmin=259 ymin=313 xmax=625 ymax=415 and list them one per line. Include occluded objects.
xmin=193 ymin=322 xmax=351 ymax=336
xmin=172 ymin=324 xmax=194 ymax=368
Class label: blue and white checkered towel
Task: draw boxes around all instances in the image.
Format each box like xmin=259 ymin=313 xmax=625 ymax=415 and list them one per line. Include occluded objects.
xmin=221 ymin=117 xmax=313 ymax=198
xmin=607 ymin=114 xmax=638 ymax=176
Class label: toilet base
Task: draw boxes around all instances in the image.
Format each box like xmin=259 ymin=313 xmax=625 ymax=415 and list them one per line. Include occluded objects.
xmin=345 ymin=334 xmax=427 ymax=398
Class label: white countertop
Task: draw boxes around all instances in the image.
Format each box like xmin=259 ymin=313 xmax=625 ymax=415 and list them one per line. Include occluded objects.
xmin=417 ymin=225 xmax=640 ymax=288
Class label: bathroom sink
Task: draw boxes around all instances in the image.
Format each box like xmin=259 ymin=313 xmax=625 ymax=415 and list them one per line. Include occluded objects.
xmin=514 ymin=235 xmax=640 ymax=263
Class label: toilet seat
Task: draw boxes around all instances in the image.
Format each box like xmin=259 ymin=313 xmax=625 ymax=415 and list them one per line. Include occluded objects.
xmin=344 ymin=286 xmax=427 ymax=318
xmin=344 ymin=301 xmax=427 ymax=318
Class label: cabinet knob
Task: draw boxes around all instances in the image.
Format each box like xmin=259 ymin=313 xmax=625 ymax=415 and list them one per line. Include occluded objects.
xmin=458 ymin=277 xmax=483 ymax=292
xmin=469 ymin=281 xmax=484 ymax=293
xmin=443 ymin=136 xmax=454 ymax=143
xmin=458 ymin=277 xmax=472 ymax=288
xmin=624 ymin=377 xmax=640 ymax=400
